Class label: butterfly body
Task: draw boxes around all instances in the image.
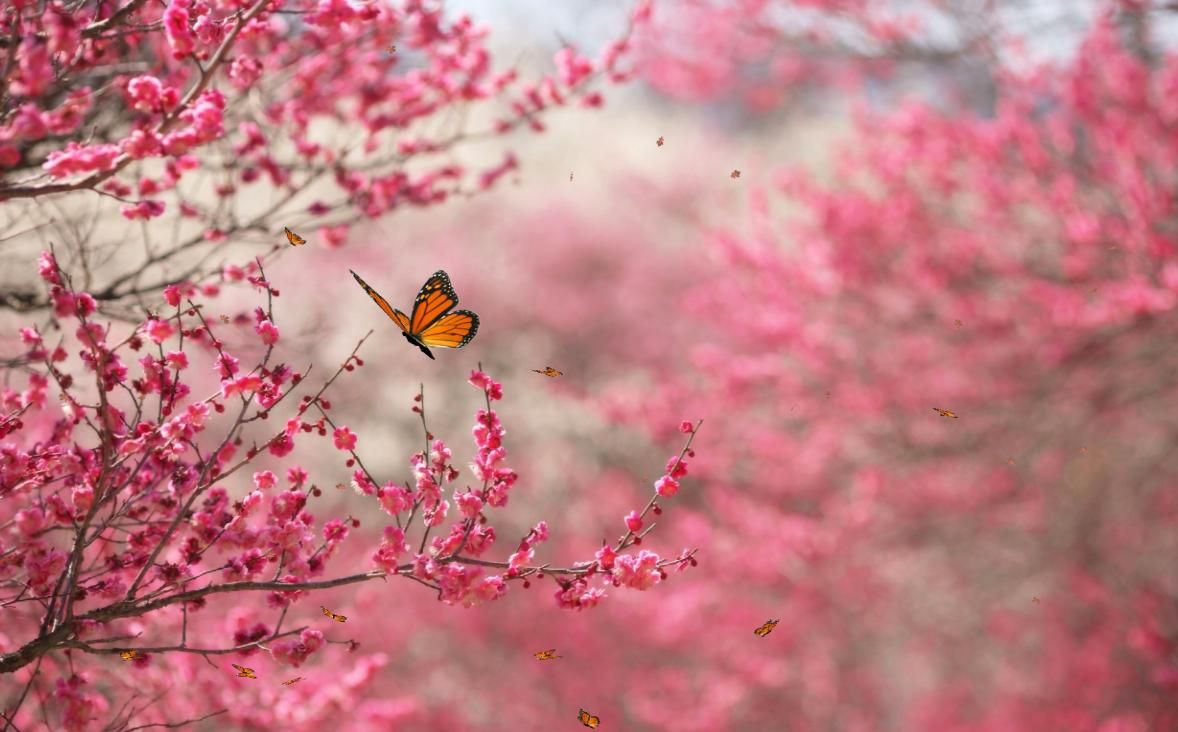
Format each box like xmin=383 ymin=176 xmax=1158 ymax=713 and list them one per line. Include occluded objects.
xmin=284 ymin=227 xmax=306 ymax=246
xmin=577 ymin=709 xmax=601 ymax=728
xmin=231 ymin=663 xmax=257 ymax=679
xmin=351 ymin=270 xmax=478 ymax=360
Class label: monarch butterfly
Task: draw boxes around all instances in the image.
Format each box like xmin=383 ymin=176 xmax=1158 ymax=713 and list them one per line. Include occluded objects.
xmin=533 ymin=649 xmax=560 ymax=660
xmin=281 ymin=677 xmax=304 ymax=686
xmin=933 ymin=407 xmax=958 ymax=419
xmin=730 ymin=169 xmax=741 ymax=179
xmin=320 ymin=605 xmax=347 ymax=623
xmin=283 ymin=227 xmax=306 ymax=246
xmin=531 ymin=367 xmax=563 ymax=378
xmin=753 ymin=619 xmax=779 ymax=637
xmin=231 ymin=663 xmax=257 ymax=679
xmin=577 ymin=709 xmax=601 ymax=729
xmin=351 ymin=270 xmax=478 ymax=360
xmin=119 ymin=649 xmax=139 ymax=661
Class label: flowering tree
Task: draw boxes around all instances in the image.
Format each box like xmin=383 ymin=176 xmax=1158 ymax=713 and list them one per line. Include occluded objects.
xmin=391 ymin=2 xmax=1177 ymax=730
xmin=0 ymin=1 xmax=705 ymax=730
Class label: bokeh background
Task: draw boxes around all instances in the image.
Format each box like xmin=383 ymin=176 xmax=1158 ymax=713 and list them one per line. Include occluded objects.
xmin=4 ymin=0 xmax=1178 ymax=730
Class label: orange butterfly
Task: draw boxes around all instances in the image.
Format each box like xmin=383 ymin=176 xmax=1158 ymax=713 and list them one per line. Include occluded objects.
xmin=730 ymin=169 xmax=741 ymax=179
xmin=532 ymin=367 xmax=563 ymax=378
xmin=533 ymin=649 xmax=561 ymax=660
xmin=231 ymin=663 xmax=257 ymax=679
xmin=932 ymin=407 xmax=958 ymax=419
xmin=119 ymin=649 xmax=139 ymax=661
xmin=577 ymin=709 xmax=601 ymax=729
xmin=351 ymin=270 xmax=478 ymax=360
xmin=753 ymin=619 xmax=779 ymax=637
xmin=283 ymin=227 xmax=306 ymax=246
xmin=656 ymin=136 xmax=664 ymax=147
xmin=281 ymin=677 xmax=304 ymax=686
xmin=320 ymin=605 xmax=347 ymax=623
xmin=954 ymin=319 xmax=963 ymax=328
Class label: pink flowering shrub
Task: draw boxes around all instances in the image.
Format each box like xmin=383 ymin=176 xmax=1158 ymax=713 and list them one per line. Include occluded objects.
xmin=0 ymin=251 xmax=701 ymax=730
xmin=1 ymin=0 xmax=650 ymax=307
xmin=0 ymin=1 xmax=707 ymax=730
xmin=360 ymin=5 xmax=1176 ymax=730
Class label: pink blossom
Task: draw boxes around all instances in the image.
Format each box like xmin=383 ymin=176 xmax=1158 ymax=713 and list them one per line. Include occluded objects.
xmin=162 ymin=0 xmax=196 ymax=59
xmin=255 ymin=318 xmax=280 ymax=345
xmin=555 ymin=47 xmax=595 ymax=87
xmin=333 ymin=426 xmax=357 ymax=451
xmin=37 ymin=251 xmax=61 ymax=284
xmin=455 ymin=491 xmax=483 ymax=518
xmin=555 ymin=577 xmax=605 ymax=610
xmin=165 ymin=350 xmax=188 ymax=370
xmin=654 ymin=475 xmax=680 ymax=497
xmin=287 ymin=466 xmax=308 ymax=487
xmin=595 ymin=544 xmax=618 ymax=570
xmin=43 ymin=142 xmax=121 ymax=179
xmin=268 ymin=433 xmax=295 ymax=458
xmin=269 ymin=628 xmax=324 ymax=667
xmin=625 ymin=510 xmax=644 ymax=532
xmin=221 ymin=374 xmax=262 ymax=398
xmin=121 ymin=200 xmax=166 ymax=221
xmin=508 ymin=547 xmax=533 ymax=572
xmin=378 ymin=483 xmax=413 ymax=516
xmin=664 ymin=455 xmax=688 ymax=478
xmin=372 ymin=526 xmax=410 ymax=573
xmin=11 ymin=104 xmax=48 ymax=141
xmin=12 ymin=38 xmax=52 ymax=97
xmin=126 ymin=75 xmax=168 ymax=113
xmin=144 ymin=318 xmax=175 ymax=344
xmin=227 ymin=56 xmax=264 ymax=90
xmin=15 ymin=507 xmax=48 ymax=536
xmin=253 ymin=470 xmax=277 ymax=490
xmin=612 ymin=550 xmax=662 ymax=590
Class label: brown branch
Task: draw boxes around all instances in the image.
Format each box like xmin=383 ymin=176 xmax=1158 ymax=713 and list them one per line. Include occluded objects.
xmin=124 ymin=709 xmax=228 ymax=732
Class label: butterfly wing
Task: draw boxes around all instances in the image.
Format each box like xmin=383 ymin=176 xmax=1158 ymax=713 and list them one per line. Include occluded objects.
xmin=408 ymin=271 xmax=460 ymax=334
xmin=334 ymin=614 xmax=347 ymax=623
xmin=351 ymin=271 xmax=412 ymax=334
xmin=416 ymin=310 xmax=478 ymax=350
